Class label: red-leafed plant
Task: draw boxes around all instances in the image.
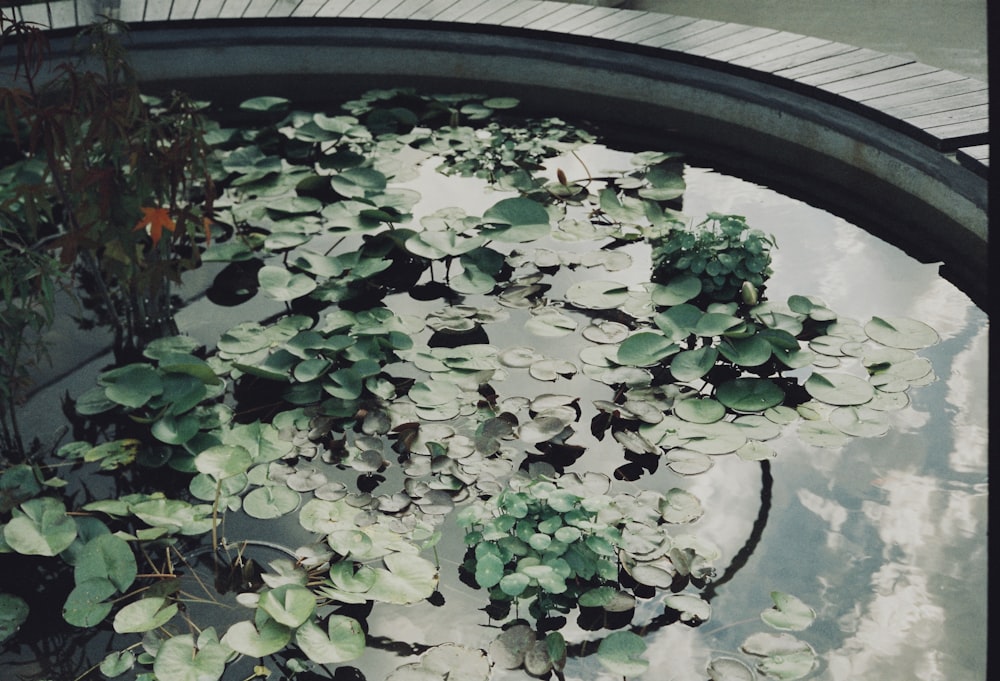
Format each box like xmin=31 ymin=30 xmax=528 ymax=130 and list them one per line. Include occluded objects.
xmin=0 ymin=10 xmax=215 ymax=459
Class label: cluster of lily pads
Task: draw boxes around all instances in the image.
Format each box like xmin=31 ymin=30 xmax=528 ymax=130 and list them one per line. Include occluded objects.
xmin=0 ymin=89 xmax=941 ymax=681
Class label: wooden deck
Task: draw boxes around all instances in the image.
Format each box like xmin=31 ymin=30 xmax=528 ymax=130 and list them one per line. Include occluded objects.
xmin=9 ymin=0 xmax=988 ymax=178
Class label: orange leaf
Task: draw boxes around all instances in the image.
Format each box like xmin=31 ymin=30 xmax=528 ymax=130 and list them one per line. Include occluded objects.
xmin=133 ymin=206 xmax=176 ymax=247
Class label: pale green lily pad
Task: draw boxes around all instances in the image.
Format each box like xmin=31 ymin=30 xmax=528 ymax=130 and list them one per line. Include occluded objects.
xmin=707 ymin=656 xmax=755 ymax=681
xmin=865 ymin=316 xmax=939 ymax=349
xmin=4 ymin=497 xmax=77 ymax=556
xmin=740 ymin=632 xmax=818 ymax=681
xmin=674 ymin=398 xmax=725 ymax=424
xmin=829 ymin=405 xmax=890 ymax=437
xmin=152 ymin=631 xmax=230 ymax=681
xmin=112 ymin=596 xmax=178 ymax=633
xmin=0 ymin=593 xmax=29 ymax=644
xmin=259 ymin=584 xmax=316 ymax=628
xmin=243 ymin=485 xmax=300 ymax=519
xmin=98 ymin=650 xmax=135 ymax=678
xmin=565 ymin=280 xmax=630 ymax=310
xmin=804 ymin=372 xmax=874 ymax=406
xmin=761 ymin=591 xmax=816 ymax=631
xmin=597 ymin=631 xmax=648 ymax=676
xmin=258 ymin=265 xmax=318 ymax=301
xmin=664 ymin=592 xmax=711 ymax=622
xmin=617 ymin=332 xmax=678 ymax=367
xmin=716 ymin=378 xmax=785 ymax=412
xmin=222 ymin=617 xmax=292 ymax=658
xmin=74 ymin=533 xmax=137 ymax=592
xmin=295 ymin=616 xmax=366 ymax=664
xmin=670 ymin=346 xmax=719 ymax=382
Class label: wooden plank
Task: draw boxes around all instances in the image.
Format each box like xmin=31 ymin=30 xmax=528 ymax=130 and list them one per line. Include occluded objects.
xmin=818 ymin=62 xmax=939 ymax=95
xmin=905 ymin=104 xmax=988 ymax=129
xmin=17 ymin=3 xmax=52 ymax=28
xmin=562 ymin=5 xmax=644 ymax=36
xmin=556 ymin=6 xmax=622 ymax=34
xmin=638 ymin=18 xmax=726 ymax=48
xmin=47 ymin=1 xmax=78 ymax=29
xmin=662 ymin=23 xmax=760 ymax=52
xmin=882 ymin=89 xmax=989 ymax=119
xmin=291 ymin=0 xmax=330 ymax=16
xmin=266 ymin=0 xmax=304 ymax=17
xmin=738 ymin=38 xmax=849 ymax=71
xmin=774 ymin=47 xmax=881 ymax=79
xmin=923 ymin=119 xmax=987 ymax=146
xmin=503 ymin=1 xmax=570 ymax=29
xmin=243 ymin=0 xmax=278 ymax=17
xmin=697 ymin=28 xmax=802 ymax=61
xmin=359 ymin=0 xmax=411 ymax=19
xmin=797 ymin=54 xmax=913 ymax=87
xmin=217 ymin=0 xmax=253 ymax=17
xmin=313 ymin=0 xmax=359 ymax=17
xmin=144 ymin=1 xmax=172 ymax=20
xmin=421 ymin=0 xmax=482 ymax=21
xmin=476 ymin=1 xmax=541 ymax=27
xmin=449 ymin=0 xmax=515 ymax=23
xmin=685 ymin=26 xmax=779 ymax=57
xmin=194 ymin=0 xmax=228 ymax=18
xmin=339 ymin=0 xmax=386 ymax=18
xmin=956 ymin=144 xmax=989 ymax=175
xmin=597 ymin=12 xmax=683 ymax=41
xmin=116 ymin=0 xmax=145 ymax=22
xmin=859 ymin=77 xmax=986 ymax=108
xmin=844 ymin=69 xmax=969 ymax=102
xmin=170 ymin=0 xmax=201 ymax=20
xmin=508 ymin=5 xmax=586 ymax=31
xmin=406 ymin=0 xmax=461 ymax=21
xmin=619 ymin=15 xmax=700 ymax=44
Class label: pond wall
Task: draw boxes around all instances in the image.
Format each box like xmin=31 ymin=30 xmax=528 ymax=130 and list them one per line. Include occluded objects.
xmin=3 ymin=0 xmax=989 ymax=306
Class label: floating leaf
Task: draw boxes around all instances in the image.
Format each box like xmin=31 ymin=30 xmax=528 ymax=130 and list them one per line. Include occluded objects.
xmin=804 ymin=372 xmax=874 ymax=406
xmin=243 ymin=486 xmax=300 ymax=519
xmin=670 ymin=346 xmax=719 ymax=382
xmin=260 ymin=584 xmax=316 ymax=628
xmin=706 ymin=656 xmax=755 ymax=681
xmin=100 ymin=364 xmax=163 ymax=408
xmin=258 ymin=265 xmax=318 ymax=301
xmin=761 ymin=591 xmax=816 ymax=631
xmin=294 ymin=615 xmax=366 ymax=664
xmin=481 ymin=197 xmax=551 ymax=242
xmin=0 ymin=593 xmax=28 ymax=644
xmin=664 ymin=592 xmax=711 ymax=622
xmin=674 ymin=398 xmax=725 ymax=424
xmin=194 ymin=444 xmax=253 ymax=479
xmin=113 ymin=596 xmax=178 ymax=633
xmin=716 ymin=378 xmax=785 ymax=412
xmin=75 ymin=534 xmax=137 ymax=592
xmin=4 ymin=497 xmax=77 ymax=556
xmin=62 ymin=578 xmax=115 ymax=627
xmin=222 ymin=617 xmax=292 ymax=658
xmin=864 ymin=316 xmax=939 ymax=349
xmin=740 ymin=632 xmax=818 ymax=681
xmin=366 ymin=553 xmax=438 ymax=604
xmin=152 ymin=631 xmax=230 ymax=681
xmin=98 ymin=650 xmax=135 ymax=678
xmin=617 ymin=332 xmax=678 ymax=367
xmin=597 ymin=631 xmax=648 ymax=676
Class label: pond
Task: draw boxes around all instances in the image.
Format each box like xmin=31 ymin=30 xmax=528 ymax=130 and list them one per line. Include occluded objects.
xmin=0 ymin=87 xmax=987 ymax=681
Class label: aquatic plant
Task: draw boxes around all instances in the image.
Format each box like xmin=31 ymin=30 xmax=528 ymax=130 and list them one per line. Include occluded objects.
xmin=0 ymin=86 xmax=943 ymax=681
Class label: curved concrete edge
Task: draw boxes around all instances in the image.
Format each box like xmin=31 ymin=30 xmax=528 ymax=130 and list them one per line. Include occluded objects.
xmin=1 ymin=3 xmax=988 ymax=306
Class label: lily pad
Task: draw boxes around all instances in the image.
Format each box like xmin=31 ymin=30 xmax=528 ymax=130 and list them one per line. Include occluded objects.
xmin=0 ymin=593 xmax=28 ymax=644
xmin=294 ymin=616 xmax=366 ymax=664
xmin=804 ymin=372 xmax=874 ymax=406
xmin=716 ymin=378 xmax=785 ymax=412
xmin=597 ymin=631 xmax=648 ymax=676
xmin=760 ymin=591 xmax=816 ymax=631
xmin=864 ymin=316 xmax=939 ymax=349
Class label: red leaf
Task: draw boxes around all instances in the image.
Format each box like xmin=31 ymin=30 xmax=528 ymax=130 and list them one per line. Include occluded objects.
xmin=133 ymin=206 xmax=175 ymax=247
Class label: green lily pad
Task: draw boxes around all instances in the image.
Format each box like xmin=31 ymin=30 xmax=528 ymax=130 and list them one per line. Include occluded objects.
xmin=294 ymin=615 xmax=366 ymax=664
xmin=243 ymin=485 xmax=300 ymax=519
xmin=716 ymin=378 xmax=785 ymax=412
xmin=62 ymin=577 xmax=115 ymax=627
xmin=597 ymin=631 xmax=648 ymax=676
xmin=260 ymin=584 xmax=316 ymax=628
xmin=258 ymin=265 xmax=318 ymax=301
xmin=481 ymin=197 xmax=551 ymax=242
xmin=152 ymin=631 xmax=230 ymax=681
xmin=4 ymin=497 xmax=77 ymax=556
xmin=804 ymin=372 xmax=874 ymax=406
xmin=761 ymin=591 xmax=816 ymax=631
xmin=99 ymin=363 xmax=163 ymax=408
xmin=617 ymin=332 xmax=678 ymax=367
xmin=0 ymin=593 xmax=28 ymax=644
xmin=74 ymin=534 xmax=137 ymax=592
xmin=674 ymin=398 xmax=725 ymax=424
xmin=222 ymin=617 xmax=292 ymax=658
xmin=670 ymin=346 xmax=719 ymax=382
xmin=112 ymin=596 xmax=178 ymax=633
xmin=864 ymin=316 xmax=939 ymax=349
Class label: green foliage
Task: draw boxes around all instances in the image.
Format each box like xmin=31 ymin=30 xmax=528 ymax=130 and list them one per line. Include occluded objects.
xmin=652 ymin=213 xmax=775 ymax=303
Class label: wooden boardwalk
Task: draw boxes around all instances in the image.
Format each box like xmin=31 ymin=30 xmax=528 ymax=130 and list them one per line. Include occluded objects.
xmin=10 ymin=0 xmax=988 ymax=179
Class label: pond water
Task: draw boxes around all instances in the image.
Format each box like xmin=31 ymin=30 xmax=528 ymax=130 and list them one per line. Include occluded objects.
xmin=1 ymin=95 xmax=987 ymax=681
